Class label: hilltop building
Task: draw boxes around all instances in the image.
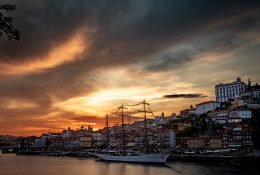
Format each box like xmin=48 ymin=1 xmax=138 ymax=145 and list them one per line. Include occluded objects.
xmin=215 ymin=76 xmax=247 ymax=103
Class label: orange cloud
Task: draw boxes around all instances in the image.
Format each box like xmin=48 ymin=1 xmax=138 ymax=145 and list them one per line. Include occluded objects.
xmin=0 ymin=29 xmax=89 ymax=75
xmin=3 ymin=99 xmax=38 ymax=109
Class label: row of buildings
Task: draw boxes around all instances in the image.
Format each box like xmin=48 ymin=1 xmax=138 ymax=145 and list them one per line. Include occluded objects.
xmin=181 ymin=77 xmax=260 ymax=116
xmin=0 ymin=120 xmax=177 ymax=152
xmin=178 ymin=76 xmax=260 ymax=151
xmin=1 ymin=76 xmax=260 ymax=153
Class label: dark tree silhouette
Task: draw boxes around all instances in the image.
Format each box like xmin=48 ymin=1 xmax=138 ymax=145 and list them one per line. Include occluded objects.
xmin=0 ymin=4 xmax=20 ymax=40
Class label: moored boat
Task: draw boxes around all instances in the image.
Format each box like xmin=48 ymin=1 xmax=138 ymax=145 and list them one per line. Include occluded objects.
xmin=91 ymin=100 xmax=171 ymax=164
xmin=92 ymin=152 xmax=170 ymax=163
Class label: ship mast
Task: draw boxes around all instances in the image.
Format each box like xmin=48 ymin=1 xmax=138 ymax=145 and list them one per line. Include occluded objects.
xmin=105 ymin=114 xmax=109 ymax=149
xmin=138 ymin=100 xmax=151 ymax=154
xmin=118 ymin=103 xmax=127 ymax=156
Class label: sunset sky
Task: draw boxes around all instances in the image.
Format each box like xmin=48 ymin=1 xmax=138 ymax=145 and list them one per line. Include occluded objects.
xmin=0 ymin=0 xmax=260 ymax=136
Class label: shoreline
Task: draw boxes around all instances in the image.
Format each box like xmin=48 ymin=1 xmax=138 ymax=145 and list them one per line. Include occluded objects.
xmin=2 ymin=150 xmax=260 ymax=167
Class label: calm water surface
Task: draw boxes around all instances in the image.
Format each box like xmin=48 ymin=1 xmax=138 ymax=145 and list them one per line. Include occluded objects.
xmin=0 ymin=153 xmax=259 ymax=175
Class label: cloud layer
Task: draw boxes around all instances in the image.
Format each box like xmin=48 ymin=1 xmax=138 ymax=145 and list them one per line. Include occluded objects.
xmin=0 ymin=0 xmax=260 ymax=135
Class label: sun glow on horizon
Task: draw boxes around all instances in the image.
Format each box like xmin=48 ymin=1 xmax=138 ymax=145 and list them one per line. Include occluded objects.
xmin=54 ymin=87 xmax=163 ymax=116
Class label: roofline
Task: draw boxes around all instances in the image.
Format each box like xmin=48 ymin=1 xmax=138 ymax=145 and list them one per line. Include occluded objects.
xmin=215 ymin=81 xmax=247 ymax=87
xmin=196 ymin=100 xmax=219 ymax=106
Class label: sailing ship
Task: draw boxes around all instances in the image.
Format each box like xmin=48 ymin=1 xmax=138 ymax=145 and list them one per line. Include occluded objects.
xmin=92 ymin=152 xmax=170 ymax=163
xmin=91 ymin=100 xmax=170 ymax=163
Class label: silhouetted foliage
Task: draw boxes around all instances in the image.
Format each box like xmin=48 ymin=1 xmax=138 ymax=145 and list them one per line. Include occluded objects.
xmin=177 ymin=126 xmax=197 ymax=137
xmin=0 ymin=4 xmax=20 ymax=40
xmin=195 ymin=113 xmax=207 ymax=134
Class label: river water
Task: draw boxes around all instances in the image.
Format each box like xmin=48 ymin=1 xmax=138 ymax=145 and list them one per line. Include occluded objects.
xmin=0 ymin=153 xmax=259 ymax=175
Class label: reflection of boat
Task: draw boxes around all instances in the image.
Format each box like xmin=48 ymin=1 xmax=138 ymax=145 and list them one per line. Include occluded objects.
xmin=91 ymin=101 xmax=170 ymax=163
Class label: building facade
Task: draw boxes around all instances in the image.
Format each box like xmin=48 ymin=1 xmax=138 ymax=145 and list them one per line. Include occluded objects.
xmin=242 ymin=82 xmax=260 ymax=105
xmin=222 ymin=127 xmax=252 ymax=149
xmin=195 ymin=101 xmax=220 ymax=115
xmin=215 ymin=76 xmax=247 ymax=103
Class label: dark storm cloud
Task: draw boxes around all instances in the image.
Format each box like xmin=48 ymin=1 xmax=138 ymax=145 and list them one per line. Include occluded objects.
xmin=0 ymin=0 xmax=100 ymax=62
xmin=145 ymin=48 xmax=196 ymax=71
xmin=143 ymin=5 xmax=260 ymax=71
xmin=1 ymin=0 xmax=259 ymax=64
xmin=163 ymin=94 xmax=207 ymax=99
xmin=0 ymin=0 xmax=259 ymax=97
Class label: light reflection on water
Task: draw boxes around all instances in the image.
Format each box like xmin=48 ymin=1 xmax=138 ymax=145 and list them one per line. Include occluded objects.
xmin=0 ymin=154 xmax=259 ymax=175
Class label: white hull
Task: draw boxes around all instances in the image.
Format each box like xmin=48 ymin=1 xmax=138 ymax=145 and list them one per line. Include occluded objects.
xmin=92 ymin=153 xmax=170 ymax=163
